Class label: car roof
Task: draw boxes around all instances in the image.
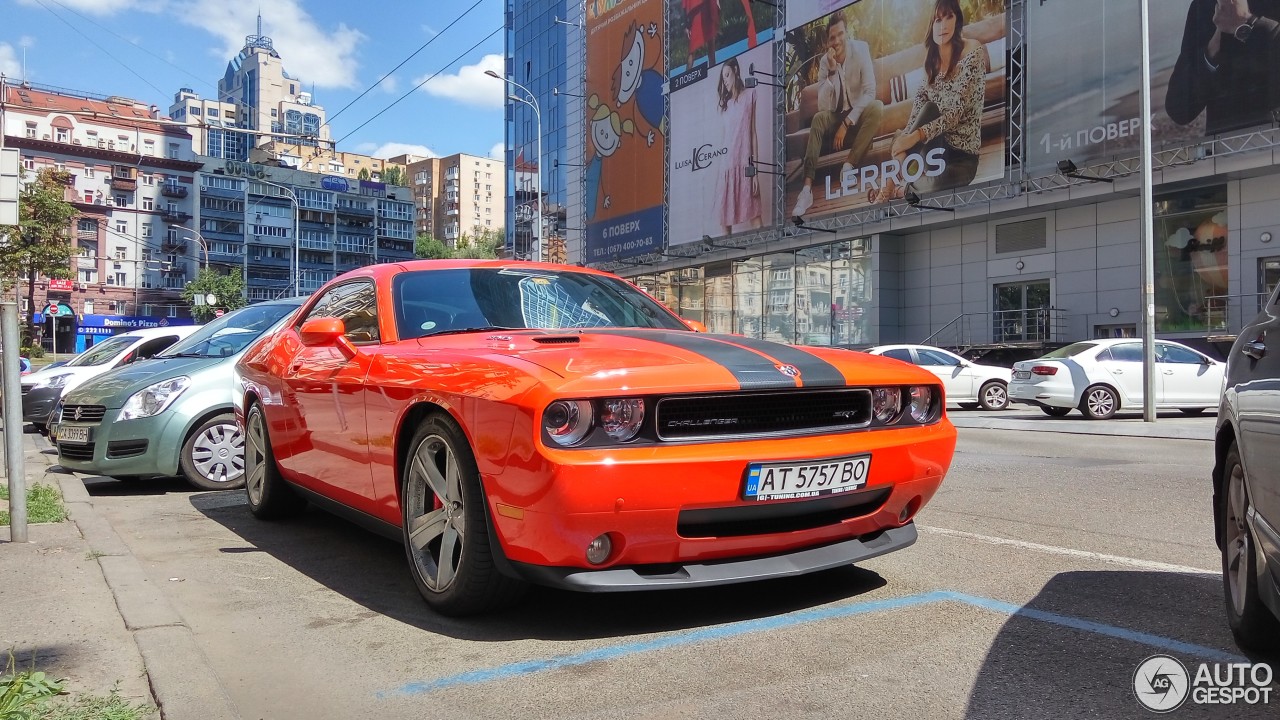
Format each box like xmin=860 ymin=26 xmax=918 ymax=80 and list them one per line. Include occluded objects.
xmin=335 ymin=258 xmax=621 ymax=283
xmin=113 ymin=324 xmax=201 ymax=339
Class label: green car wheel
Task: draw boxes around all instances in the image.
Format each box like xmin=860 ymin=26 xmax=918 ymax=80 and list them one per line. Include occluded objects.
xmin=181 ymin=413 xmax=246 ymax=491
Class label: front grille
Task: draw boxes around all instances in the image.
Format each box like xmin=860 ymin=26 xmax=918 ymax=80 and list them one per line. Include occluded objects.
xmin=58 ymin=442 xmax=96 ymax=462
xmin=678 ymin=487 xmax=891 ymax=538
xmin=62 ymin=405 xmax=107 ymax=423
xmin=656 ymin=389 xmax=872 ymax=440
xmin=106 ymin=439 xmax=149 ymax=459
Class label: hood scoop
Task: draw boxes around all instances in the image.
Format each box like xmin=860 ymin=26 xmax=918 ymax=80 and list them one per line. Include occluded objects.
xmin=532 ymin=335 xmax=581 ymax=345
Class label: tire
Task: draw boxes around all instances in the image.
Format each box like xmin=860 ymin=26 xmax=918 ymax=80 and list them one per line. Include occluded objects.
xmin=1180 ymin=408 xmax=1207 ymax=416
xmin=1221 ymin=443 xmax=1280 ymax=651
xmin=1079 ymin=385 xmax=1119 ymax=420
xmin=1041 ymin=406 xmax=1072 ymax=417
xmin=180 ymin=413 xmax=246 ymax=491
xmin=244 ymin=403 xmax=306 ymax=519
xmin=978 ymin=381 xmax=1009 ymax=411
xmin=958 ymin=402 xmax=980 ymax=410
xmin=401 ymin=413 xmax=526 ymax=616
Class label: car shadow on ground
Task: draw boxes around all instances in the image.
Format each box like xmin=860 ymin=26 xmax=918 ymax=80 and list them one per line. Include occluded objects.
xmin=82 ymin=475 xmax=194 ymax=497
xmin=189 ymin=492 xmax=890 ymax=642
xmin=965 ymin=570 xmax=1277 ymax=719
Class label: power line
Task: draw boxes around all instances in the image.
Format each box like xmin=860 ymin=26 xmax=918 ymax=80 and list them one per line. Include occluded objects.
xmin=336 ymin=25 xmax=503 ymax=146
xmin=33 ymin=0 xmax=170 ymax=99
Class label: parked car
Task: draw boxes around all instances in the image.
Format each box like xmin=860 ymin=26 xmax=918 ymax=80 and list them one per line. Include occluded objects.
xmin=1007 ymin=338 xmax=1224 ymax=419
xmin=235 ymin=261 xmax=959 ymax=616
xmin=1213 ymin=292 xmax=1280 ymax=651
xmin=21 ymin=326 xmax=200 ymax=431
xmin=867 ymin=344 xmax=1011 ymax=410
xmin=53 ymin=298 xmax=305 ymax=491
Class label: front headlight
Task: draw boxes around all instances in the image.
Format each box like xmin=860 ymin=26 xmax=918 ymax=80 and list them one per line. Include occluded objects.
xmin=908 ymin=386 xmax=935 ymax=423
xmin=34 ymin=373 xmax=72 ymax=390
xmin=117 ymin=376 xmax=191 ymax=421
xmin=543 ymin=400 xmax=594 ymax=446
xmin=600 ymin=398 xmax=644 ymax=442
xmin=872 ymin=387 xmax=902 ymax=424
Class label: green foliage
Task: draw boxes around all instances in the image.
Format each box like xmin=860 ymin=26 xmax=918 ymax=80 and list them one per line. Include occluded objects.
xmin=382 ymin=166 xmax=405 ymax=187
xmin=414 ymin=234 xmax=450 ymax=260
xmin=19 ymin=346 xmax=44 ymax=359
xmin=32 ymin=687 xmax=153 ymax=720
xmin=357 ymin=168 xmax=371 ymax=181
xmin=181 ymin=268 xmax=247 ymax=322
xmin=0 ymin=483 xmax=67 ymax=526
xmin=453 ymin=226 xmax=502 ymax=260
xmin=0 ymin=169 xmax=79 ymax=346
xmin=0 ymin=653 xmax=152 ymax=720
xmin=0 ymin=651 xmax=65 ymax=720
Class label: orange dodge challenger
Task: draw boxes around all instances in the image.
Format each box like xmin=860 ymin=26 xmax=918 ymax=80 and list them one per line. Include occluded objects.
xmin=234 ymin=260 xmax=956 ymax=616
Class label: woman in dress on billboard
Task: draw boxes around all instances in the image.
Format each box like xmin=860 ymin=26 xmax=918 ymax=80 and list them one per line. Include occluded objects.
xmin=870 ymin=0 xmax=988 ymax=203
xmin=715 ymin=57 xmax=763 ymax=234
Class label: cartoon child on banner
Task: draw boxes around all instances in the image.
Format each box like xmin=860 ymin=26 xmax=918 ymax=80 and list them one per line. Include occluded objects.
xmin=613 ymin=20 xmax=666 ymax=147
xmin=585 ymin=93 xmax=635 ymax=221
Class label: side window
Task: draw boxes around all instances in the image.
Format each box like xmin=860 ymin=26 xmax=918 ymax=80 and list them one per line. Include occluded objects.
xmin=916 ymin=349 xmax=961 ymax=367
xmin=303 ymin=281 xmax=380 ymax=343
xmin=882 ymin=348 xmax=913 ymax=363
xmin=1158 ymin=343 xmax=1205 ymax=364
xmin=1096 ymin=348 xmax=1113 ymax=362
xmin=134 ymin=335 xmax=180 ymax=359
xmin=1108 ymin=343 xmax=1143 ymax=362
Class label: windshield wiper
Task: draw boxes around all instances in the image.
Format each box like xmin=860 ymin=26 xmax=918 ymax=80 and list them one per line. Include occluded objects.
xmin=161 ymin=352 xmax=209 ymax=359
xmin=421 ymin=326 xmax=523 ymax=338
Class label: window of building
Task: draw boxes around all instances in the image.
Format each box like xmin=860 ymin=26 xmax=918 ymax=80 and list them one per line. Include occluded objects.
xmin=83 ymin=300 xmax=94 ymax=314
xmin=84 ymin=166 xmax=95 ymax=178
xmin=55 ymin=162 xmax=66 ymax=172
xmin=24 ymin=122 xmax=36 ymax=138
xmin=190 ymin=106 xmax=202 ymax=115
xmin=143 ymin=139 xmax=155 ymax=156
xmin=115 ymin=220 xmax=127 ymax=234
xmin=112 ymin=301 xmax=126 ymax=313
xmin=993 ymin=281 xmax=1052 ymax=342
xmin=115 ymin=246 xmax=127 ymax=260
xmin=22 ymin=158 xmax=33 ymax=171
xmin=83 ymin=191 xmax=94 ymax=203
xmin=141 ymin=224 xmax=152 ymax=238
xmin=208 ymin=108 xmax=219 ymax=117
xmin=114 ymin=195 xmax=128 ymax=208
xmin=167 ymin=142 xmax=180 ymax=159
xmin=55 ymin=128 xmax=69 ymax=143
xmin=80 ymin=269 xmax=97 ymax=283
xmin=77 ymin=218 xmax=97 ymax=234
xmin=143 ymin=175 xmax=155 ymax=186
xmin=1153 ymin=186 xmax=1229 ymax=333
xmin=1263 ymin=258 xmax=1280 ymax=306
xmin=142 ymin=197 xmax=154 ymax=211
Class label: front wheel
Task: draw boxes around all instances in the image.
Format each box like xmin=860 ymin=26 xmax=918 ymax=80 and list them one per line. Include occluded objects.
xmin=181 ymin=414 xmax=245 ymax=491
xmin=1079 ymin=385 xmax=1119 ymax=420
xmin=402 ymin=413 xmax=525 ymax=616
xmin=1221 ymin=444 xmax=1280 ymax=651
xmin=244 ymin=404 xmax=306 ymax=519
xmin=978 ymin=381 xmax=1009 ymax=411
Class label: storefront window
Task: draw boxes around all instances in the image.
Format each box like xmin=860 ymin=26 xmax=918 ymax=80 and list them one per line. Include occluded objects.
xmin=1153 ymin=186 xmax=1228 ymax=332
xmin=831 ymin=239 xmax=873 ymax=346
xmin=763 ymin=252 xmax=796 ymax=343
xmin=795 ymin=246 xmax=832 ymax=345
xmin=675 ymin=268 xmax=704 ymax=325
xmin=1261 ymin=257 xmax=1280 ymax=307
xmin=704 ymin=263 xmax=734 ymax=334
xmin=733 ymin=258 xmax=764 ymax=338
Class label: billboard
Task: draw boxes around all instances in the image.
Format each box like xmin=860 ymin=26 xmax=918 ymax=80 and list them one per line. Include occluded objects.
xmin=584 ymin=0 xmax=667 ymax=262
xmin=782 ymin=0 xmax=1008 ymax=219
xmin=1026 ymin=0 xmax=1280 ymax=176
xmin=668 ymin=0 xmax=777 ymax=82
xmin=668 ymin=41 xmax=776 ymax=246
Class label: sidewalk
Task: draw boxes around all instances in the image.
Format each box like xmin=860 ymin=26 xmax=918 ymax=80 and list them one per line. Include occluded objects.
xmin=1 ymin=421 xmax=240 ymax=720
xmin=948 ymin=408 xmax=1216 ymax=441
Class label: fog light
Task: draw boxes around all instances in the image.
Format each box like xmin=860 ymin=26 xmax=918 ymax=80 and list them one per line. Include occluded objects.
xmin=586 ymin=534 xmax=612 ymax=565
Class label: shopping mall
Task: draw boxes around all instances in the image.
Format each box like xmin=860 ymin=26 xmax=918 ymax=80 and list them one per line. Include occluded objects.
xmin=505 ymin=0 xmax=1280 ymax=356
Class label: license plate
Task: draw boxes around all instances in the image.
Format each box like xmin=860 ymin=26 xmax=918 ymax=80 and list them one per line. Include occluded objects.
xmin=57 ymin=425 xmax=90 ymax=444
xmin=744 ymin=454 xmax=870 ymax=502
xmin=1013 ymin=370 xmax=1031 ymax=380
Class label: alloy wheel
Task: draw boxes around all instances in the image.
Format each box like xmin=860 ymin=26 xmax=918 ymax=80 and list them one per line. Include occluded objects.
xmin=982 ymin=383 xmax=1008 ymax=410
xmin=405 ymin=434 xmax=466 ymax=593
xmin=1225 ymin=463 xmax=1250 ymax=618
xmin=245 ymin=412 xmax=267 ymax=505
xmin=1086 ymin=388 xmax=1115 ymax=417
xmin=190 ymin=422 xmax=244 ymax=485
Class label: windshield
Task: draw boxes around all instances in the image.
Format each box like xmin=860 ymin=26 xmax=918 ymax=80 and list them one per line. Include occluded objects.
xmin=159 ymin=302 xmax=300 ymax=359
xmin=1040 ymin=342 xmax=1099 ymax=359
xmin=392 ymin=268 xmax=690 ymax=340
xmin=65 ymin=334 xmax=137 ymax=367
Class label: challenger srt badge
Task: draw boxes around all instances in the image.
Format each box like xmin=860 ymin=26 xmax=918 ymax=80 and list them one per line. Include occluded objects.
xmin=777 ymin=364 xmax=801 ymax=378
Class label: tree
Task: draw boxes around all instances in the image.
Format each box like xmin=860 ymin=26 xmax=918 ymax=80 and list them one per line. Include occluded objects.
xmin=382 ymin=166 xmax=405 ymax=187
xmin=0 ymin=168 xmax=78 ymax=345
xmin=453 ymin=226 xmax=502 ymax=259
xmin=414 ymin=233 xmax=450 ymax=259
xmin=181 ymin=267 xmax=247 ymax=322
xmin=358 ymin=168 xmax=371 ymax=181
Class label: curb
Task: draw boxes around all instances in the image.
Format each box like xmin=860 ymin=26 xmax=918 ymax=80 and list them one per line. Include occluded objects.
xmin=30 ymin=432 xmax=241 ymax=720
xmin=948 ymin=415 xmax=1214 ymax=441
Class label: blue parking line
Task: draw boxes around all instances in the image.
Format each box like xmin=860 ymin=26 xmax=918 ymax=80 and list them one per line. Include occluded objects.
xmin=940 ymin=591 xmax=1248 ymax=664
xmin=380 ymin=590 xmax=949 ymax=698
xmin=380 ymin=589 xmax=1247 ymax=698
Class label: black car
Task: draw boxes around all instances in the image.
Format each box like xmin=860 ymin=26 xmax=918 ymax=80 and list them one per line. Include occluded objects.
xmin=1215 ymin=289 xmax=1280 ymax=651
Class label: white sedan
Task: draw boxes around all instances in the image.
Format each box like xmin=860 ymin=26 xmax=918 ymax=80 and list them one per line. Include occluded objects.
xmin=867 ymin=344 xmax=1012 ymax=410
xmin=1008 ymin=338 xmax=1224 ymax=419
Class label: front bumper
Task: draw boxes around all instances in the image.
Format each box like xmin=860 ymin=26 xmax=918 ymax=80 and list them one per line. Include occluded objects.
xmin=55 ymin=411 xmax=184 ymax=478
xmin=21 ymin=385 xmax=60 ymax=424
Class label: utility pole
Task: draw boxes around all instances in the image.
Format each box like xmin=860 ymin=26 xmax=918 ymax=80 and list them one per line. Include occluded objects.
xmin=2 ymin=302 xmax=28 ymax=542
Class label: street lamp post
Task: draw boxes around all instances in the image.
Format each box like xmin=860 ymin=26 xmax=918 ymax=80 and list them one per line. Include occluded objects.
xmin=170 ymin=224 xmax=209 ymax=271
xmin=1139 ymin=0 xmax=1157 ymax=423
xmin=251 ymin=179 xmax=300 ymax=297
xmin=485 ymin=69 xmax=542 ymax=262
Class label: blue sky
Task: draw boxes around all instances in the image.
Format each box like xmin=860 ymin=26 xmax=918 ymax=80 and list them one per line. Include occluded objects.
xmin=1 ymin=0 xmax=506 ymax=160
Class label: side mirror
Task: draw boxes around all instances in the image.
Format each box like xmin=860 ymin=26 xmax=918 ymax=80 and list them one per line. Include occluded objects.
xmin=299 ymin=317 xmax=359 ymax=359
xmin=686 ymin=320 xmax=707 ymax=333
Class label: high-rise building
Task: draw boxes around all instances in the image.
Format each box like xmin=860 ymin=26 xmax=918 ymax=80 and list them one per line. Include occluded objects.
xmin=395 ymin=153 xmax=505 ymax=248
xmin=2 ymin=82 xmax=203 ymax=350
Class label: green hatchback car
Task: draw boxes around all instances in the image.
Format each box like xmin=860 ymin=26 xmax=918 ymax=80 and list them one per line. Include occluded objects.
xmin=54 ymin=298 xmax=305 ymax=490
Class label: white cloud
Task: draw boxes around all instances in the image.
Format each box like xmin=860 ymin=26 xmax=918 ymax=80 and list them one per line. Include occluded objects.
xmin=17 ymin=0 xmax=161 ymax=13
xmin=417 ymin=53 xmax=504 ymax=109
xmin=364 ymin=142 xmax=437 ymax=160
xmin=0 ymin=44 xmax=19 ymax=78
xmin=489 ymin=142 xmax=505 ymax=160
xmin=175 ymin=0 xmax=365 ymax=89
xmin=379 ymin=74 xmax=398 ymax=94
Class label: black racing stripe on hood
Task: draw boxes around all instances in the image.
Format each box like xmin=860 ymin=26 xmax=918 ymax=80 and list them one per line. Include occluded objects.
xmin=708 ymin=335 xmax=848 ymax=388
xmin=592 ymin=329 xmax=798 ymax=389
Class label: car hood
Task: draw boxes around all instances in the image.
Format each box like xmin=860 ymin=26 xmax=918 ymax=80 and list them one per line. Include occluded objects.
xmin=416 ymin=329 xmax=930 ymax=395
xmin=61 ymin=356 xmax=222 ymax=407
xmin=20 ymin=365 xmax=101 ymax=387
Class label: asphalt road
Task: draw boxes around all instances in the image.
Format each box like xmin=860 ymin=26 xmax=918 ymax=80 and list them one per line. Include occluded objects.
xmin=76 ymin=420 xmax=1276 ymax=719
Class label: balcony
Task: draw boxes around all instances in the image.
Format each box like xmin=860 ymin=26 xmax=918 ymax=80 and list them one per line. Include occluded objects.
xmin=336 ymin=204 xmax=375 ymax=217
xmin=160 ymin=240 xmax=188 ymax=254
xmin=110 ymin=176 xmax=137 ymax=192
xmin=160 ymin=183 xmax=189 ymax=199
xmin=161 ymin=209 xmax=192 ymax=224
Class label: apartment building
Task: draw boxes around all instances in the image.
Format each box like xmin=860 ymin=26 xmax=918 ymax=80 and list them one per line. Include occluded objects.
xmin=393 ymin=152 xmax=504 ymax=247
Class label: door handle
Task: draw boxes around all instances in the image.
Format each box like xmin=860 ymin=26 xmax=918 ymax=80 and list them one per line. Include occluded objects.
xmin=1163 ymin=370 xmax=1174 ymax=375
xmin=1112 ymin=368 xmax=1123 ymax=374
xmin=1242 ymin=340 xmax=1266 ymax=360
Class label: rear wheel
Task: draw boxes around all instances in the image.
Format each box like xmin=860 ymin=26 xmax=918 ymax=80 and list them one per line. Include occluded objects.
xmin=1221 ymin=444 xmax=1280 ymax=651
xmin=401 ymin=413 xmax=525 ymax=616
xmin=1079 ymin=385 xmax=1119 ymax=420
xmin=1041 ymin=406 xmax=1072 ymax=417
xmin=181 ymin=414 xmax=245 ymax=491
xmin=978 ymin=381 xmax=1009 ymax=411
xmin=244 ymin=404 xmax=306 ymax=519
